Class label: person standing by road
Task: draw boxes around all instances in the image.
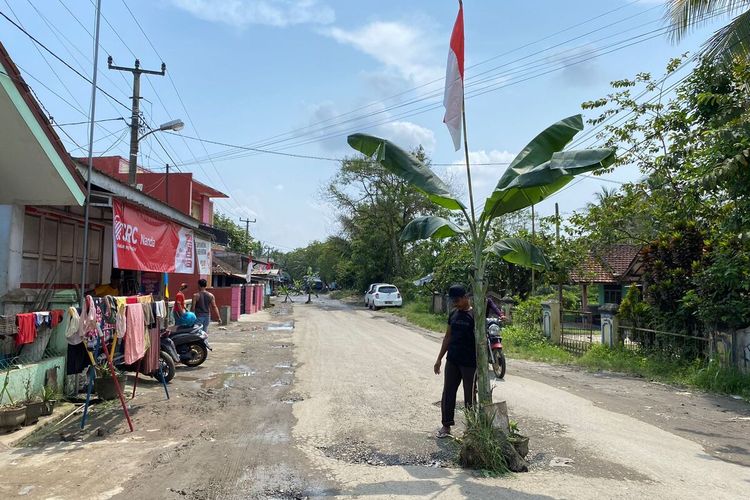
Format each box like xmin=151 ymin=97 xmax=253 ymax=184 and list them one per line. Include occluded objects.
xmin=434 ymin=284 xmax=476 ymax=438
xmin=193 ymin=279 xmax=222 ymax=333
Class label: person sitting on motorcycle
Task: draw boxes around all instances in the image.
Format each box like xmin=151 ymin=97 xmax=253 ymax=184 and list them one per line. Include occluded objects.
xmin=434 ymin=284 xmax=475 ymax=438
xmin=173 ymin=283 xmax=197 ymax=327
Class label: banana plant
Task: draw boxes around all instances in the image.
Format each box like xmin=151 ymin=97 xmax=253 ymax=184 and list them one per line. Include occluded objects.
xmin=348 ymin=114 xmax=615 ymax=404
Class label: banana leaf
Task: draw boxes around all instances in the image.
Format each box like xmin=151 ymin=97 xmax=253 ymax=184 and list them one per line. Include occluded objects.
xmin=348 ymin=133 xmax=465 ymax=210
xmin=485 ymin=238 xmax=550 ymax=270
xmin=400 ymin=216 xmax=466 ymax=242
xmin=481 ymin=115 xmax=615 ymax=222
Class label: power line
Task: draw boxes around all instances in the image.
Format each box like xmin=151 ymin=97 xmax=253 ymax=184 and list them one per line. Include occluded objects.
xmin=0 ymin=9 xmax=130 ymax=111
xmin=237 ymin=0 xmax=658 ymax=153
xmin=54 ymin=117 xmax=126 ymax=127
xmin=175 ymin=9 xmax=729 ymax=168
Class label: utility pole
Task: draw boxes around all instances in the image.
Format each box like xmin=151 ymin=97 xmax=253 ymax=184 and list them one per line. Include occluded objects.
xmin=239 ymin=217 xmax=256 ymax=243
xmin=531 ymin=204 xmax=536 ymax=294
xmin=165 ymin=164 xmax=170 ymax=205
xmin=108 ymin=57 xmax=166 ymax=186
xmin=555 ymin=202 xmax=563 ymax=311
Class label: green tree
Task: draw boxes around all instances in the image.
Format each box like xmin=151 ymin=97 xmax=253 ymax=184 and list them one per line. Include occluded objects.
xmin=326 ymin=147 xmax=445 ymax=290
xmin=213 ymin=212 xmax=254 ymax=255
xmin=667 ymin=0 xmax=750 ymax=63
xmin=347 ymin=115 xmax=615 ymax=404
xmin=572 ymin=57 xmax=750 ymax=332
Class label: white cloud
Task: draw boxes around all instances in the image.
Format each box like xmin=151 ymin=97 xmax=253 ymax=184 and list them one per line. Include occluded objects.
xmin=377 ymin=121 xmax=436 ymax=152
xmin=448 ymin=150 xmax=516 ymax=203
xmin=302 ymin=100 xmax=435 ymax=152
xmin=324 ymin=21 xmax=442 ymax=87
xmin=170 ymin=0 xmax=334 ymax=28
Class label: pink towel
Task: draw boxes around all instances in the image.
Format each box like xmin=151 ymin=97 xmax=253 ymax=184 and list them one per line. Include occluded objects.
xmin=124 ymin=303 xmax=146 ymax=364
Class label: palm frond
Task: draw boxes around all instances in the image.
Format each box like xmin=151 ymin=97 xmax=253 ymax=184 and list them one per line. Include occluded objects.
xmin=667 ymin=0 xmax=750 ymax=42
xmin=702 ymin=9 xmax=750 ymax=61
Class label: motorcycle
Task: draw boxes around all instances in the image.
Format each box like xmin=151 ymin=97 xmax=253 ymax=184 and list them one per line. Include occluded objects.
xmin=163 ymin=323 xmax=212 ymax=368
xmin=114 ymin=340 xmax=177 ymax=383
xmin=486 ymin=316 xmax=506 ymax=379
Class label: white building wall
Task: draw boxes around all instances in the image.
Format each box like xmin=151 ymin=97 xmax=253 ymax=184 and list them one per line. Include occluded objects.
xmin=0 ymin=204 xmax=24 ymax=297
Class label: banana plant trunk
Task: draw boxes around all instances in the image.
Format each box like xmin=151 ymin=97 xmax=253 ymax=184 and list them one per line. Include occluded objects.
xmin=472 ymin=248 xmax=491 ymax=405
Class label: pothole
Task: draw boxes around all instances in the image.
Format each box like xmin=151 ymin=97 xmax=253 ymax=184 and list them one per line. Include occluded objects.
xmin=266 ymin=321 xmax=294 ymax=331
xmin=198 ymin=365 xmax=257 ymax=389
xmin=281 ymin=394 xmax=305 ymax=404
xmin=318 ymin=439 xmax=457 ymax=468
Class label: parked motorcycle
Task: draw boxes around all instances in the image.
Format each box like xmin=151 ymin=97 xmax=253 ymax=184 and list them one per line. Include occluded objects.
xmin=163 ymin=323 xmax=212 ymax=368
xmin=486 ymin=317 xmax=506 ymax=379
xmin=114 ymin=341 xmax=177 ymax=383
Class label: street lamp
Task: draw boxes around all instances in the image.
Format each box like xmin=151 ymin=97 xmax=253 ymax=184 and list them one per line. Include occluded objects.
xmin=129 ymin=118 xmax=184 ymax=186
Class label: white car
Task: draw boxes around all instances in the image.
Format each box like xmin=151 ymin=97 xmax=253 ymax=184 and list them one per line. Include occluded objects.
xmin=368 ymin=284 xmax=403 ymax=309
xmin=364 ymin=283 xmax=383 ymax=307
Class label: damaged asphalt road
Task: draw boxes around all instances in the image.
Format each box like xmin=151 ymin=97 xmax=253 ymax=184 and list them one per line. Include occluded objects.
xmin=1 ymin=295 xmax=749 ymax=499
xmin=0 ymin=302 xmax=332 ymax=500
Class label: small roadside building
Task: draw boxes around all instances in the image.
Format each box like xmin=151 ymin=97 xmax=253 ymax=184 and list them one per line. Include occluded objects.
xmin=570 ymin=244 xmax=644 ymax=309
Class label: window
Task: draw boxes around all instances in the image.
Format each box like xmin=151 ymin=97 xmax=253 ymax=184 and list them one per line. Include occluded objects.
xmin=22 ymin=210 xmax=104 ymax=285
xmin=377 ymin=286 xmax=398 ymax=293
xmin=603 ymin=284 xmax=623 ymax=304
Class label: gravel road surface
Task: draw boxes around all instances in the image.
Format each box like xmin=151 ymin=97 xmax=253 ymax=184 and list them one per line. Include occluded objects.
xmin=293 ymin=297 xmax=750 ymax=499
xmin=1 ymin=296 xmax=748 ymax=499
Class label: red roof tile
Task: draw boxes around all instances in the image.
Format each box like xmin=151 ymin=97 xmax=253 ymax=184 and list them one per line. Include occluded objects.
xmin=570 ymin=244 xmax=642 ymax=284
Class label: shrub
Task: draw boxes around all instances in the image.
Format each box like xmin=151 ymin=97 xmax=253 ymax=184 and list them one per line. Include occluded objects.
xmin=459 ymin=407 xmax=510 ymax=476
xmin=512 ymin=296 xmax=543 ymax=330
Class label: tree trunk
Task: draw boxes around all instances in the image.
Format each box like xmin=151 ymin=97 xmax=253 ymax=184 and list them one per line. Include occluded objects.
xmin=472 ymin=252 xmax=491 ymax=405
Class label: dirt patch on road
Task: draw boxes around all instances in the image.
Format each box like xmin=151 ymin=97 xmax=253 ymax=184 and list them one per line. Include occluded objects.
xmin=0 ymin=303 xmax=334 ymax=500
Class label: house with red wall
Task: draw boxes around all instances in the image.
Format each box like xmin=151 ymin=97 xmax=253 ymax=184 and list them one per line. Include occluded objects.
xmin=73 ymin=156 xmax=229 ymax=300
xmin=80 ymin=156 xmax=227 ymax=225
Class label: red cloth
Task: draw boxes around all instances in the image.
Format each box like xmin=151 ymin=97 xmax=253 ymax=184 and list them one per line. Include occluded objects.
xmin=126 ymin=296 xmax=139 ymax=304
xmin=49 ymin=309 xmax=64 ymax=328
xmin=15 ymin=313 xmax=37 ymax=346
xmin=175 ymin=291 xmax=185 ymax=314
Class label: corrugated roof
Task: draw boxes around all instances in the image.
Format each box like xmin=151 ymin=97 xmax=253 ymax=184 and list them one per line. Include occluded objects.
xmin=570 ymin=244 xmax=642 ymax=284
xmin=212 ymin=255 xmax=245 ymax=277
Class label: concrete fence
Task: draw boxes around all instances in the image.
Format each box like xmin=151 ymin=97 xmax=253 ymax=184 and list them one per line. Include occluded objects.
xmin=541 ymin=300 xmax=750 ymax=373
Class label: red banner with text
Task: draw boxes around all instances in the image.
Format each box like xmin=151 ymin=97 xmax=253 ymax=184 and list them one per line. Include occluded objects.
xmin=113 ymin=200 xmax=194 ymax=273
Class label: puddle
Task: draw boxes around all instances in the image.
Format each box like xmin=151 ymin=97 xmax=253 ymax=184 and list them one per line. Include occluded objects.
xmin=271 ymin=344 xmax=290 ymax=349
xmin=266 ymin=322 xmax=294 ymax=331
xmin=198 ymin=365 xmax=256 ymax=389
xmin=271 ymin=379 xmax=291 ymax=387
xmin=274 ymin=363 xmax=293 ymax=369
xmin=225 ymin=364 xmax=255 ymax=374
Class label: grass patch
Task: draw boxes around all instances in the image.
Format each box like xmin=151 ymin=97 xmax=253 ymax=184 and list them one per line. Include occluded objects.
xmin=389 ymin=298 xmax=447 ymax=333
xmin=501 ymin=325 xmax=574 ymax=364
xmin=329 ymin=290 xmax=357 ymax=300
xmin=579 ymin=344 xmax=750 ymax=399
xmin=458 ymin=407 xmax=510 ymax=476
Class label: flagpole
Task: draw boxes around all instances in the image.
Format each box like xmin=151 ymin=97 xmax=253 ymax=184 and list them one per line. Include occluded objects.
xmin=461 ymin=96 xmax=475 ymax=225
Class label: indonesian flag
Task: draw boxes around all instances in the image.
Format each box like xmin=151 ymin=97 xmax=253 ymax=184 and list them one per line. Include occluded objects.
xmin=443 ymin=0 xmax=464 ymax=151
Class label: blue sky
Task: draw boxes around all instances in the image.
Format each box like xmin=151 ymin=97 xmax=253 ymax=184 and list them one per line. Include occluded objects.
xmin=0 ymin=0 xmax=729 ymax=250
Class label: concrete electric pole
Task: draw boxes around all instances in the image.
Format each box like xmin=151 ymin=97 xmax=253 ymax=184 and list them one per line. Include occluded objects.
xmin=108 ymin=57 xmax=165 ymax=187
xmin=239 ymin=217 xmax=256 ymax=243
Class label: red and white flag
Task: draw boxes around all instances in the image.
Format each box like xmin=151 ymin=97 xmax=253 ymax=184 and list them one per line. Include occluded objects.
xmin=443 ymin=0 xmax=464 ymax=151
